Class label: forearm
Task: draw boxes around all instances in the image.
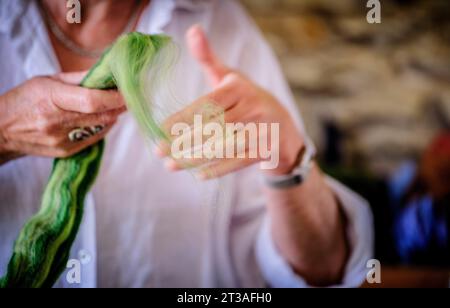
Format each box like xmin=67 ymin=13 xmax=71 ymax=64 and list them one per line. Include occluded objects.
xmin=264 ymin=164 xmax=349 ymax=286
xmin=0 ymin=128 xmax=21 ymax=166
xmin=0 ymin=92 xmax=23 ymax=165
xmin=0 ymin=94 xmax=17 ymax=166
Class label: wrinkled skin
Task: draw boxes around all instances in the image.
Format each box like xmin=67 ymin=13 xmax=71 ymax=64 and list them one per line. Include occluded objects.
xmin=0 ymin=73 xmax=125 ymax=165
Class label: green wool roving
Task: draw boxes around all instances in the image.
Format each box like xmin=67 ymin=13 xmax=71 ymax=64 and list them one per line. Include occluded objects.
xmin=0 ymin=32 xmax=175 ymax=288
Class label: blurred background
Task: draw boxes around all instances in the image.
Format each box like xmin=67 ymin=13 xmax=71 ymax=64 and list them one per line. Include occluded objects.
xmin=241 ymin=0 xmax=450 ymax=286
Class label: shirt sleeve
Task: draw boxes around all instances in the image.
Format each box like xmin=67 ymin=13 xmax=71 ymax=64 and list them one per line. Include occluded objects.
xmin=256 ymin=177 xmax=374 ymax=288
xmin=223 ymin=1 xmax=374 ymax=287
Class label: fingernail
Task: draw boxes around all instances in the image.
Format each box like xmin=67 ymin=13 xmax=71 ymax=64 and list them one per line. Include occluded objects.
xmin=188 ymin=24 xmax=202 ymax=36
xmin=154 ymin=146 xmax=167 ymax=158
xmin=195 ymin=171 xmax=207 ymax=181
xmin=164 ymin=159 xmax=178 ymax=171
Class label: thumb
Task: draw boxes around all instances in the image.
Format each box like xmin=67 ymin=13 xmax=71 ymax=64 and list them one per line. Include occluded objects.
xmin=186 ymin=25 xmax=230 ymax=87
xmin=53 ymin=71 xmax=89 ymax=85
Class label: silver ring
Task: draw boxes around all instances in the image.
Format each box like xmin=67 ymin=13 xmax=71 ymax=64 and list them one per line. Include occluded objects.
xmin=68 ymin=125 xmax=105 ymax=142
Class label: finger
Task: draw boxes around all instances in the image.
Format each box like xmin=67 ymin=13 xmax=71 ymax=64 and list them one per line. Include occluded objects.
xmin=158 ymin=114 xmax=221 ymax=158
xmin=61 ymin=126 xmax=112 ymax=157
xmin=164 ymin=156 xmax=215 ymax=171
xmin=6 ymin=140 xmax=64 ymax=158
xmin=196 ymin=157 xmax=255 ymax=180
xmin=222 ymin=99 xmax=263 ymax=123
xmin=161 ymin=111 xmax=225 ymax=158
xmin=16 ymin=118 xmax=116 ymax=148
xmin=161 ymin=84 xmax=238 ymax=143
xmin=13 ymin=107 xmax=124 ymax=148
xmin=186 ymin=24 xmax=231 ymax=87
xmin=53 ymin=71 xmax=89 ymax=85
xmin=166 ymin=134 xmax=226 ymax=169
xmin=161 ymin=100 xmax=211 ymax=137
xmin=8 ymin=126 xmax=111 ymax=158
xmin=159 ymin=97 xmax=249 ymax=158
xmin=50 ymin=82 xmax=126 ymax=113
xmin=166 ymin=128 xmax=253 ymax=171
xmin=63 ymin=107 xmax=126 ymax=129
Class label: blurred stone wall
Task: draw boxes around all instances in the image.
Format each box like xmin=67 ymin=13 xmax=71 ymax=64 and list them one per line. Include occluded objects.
xmin=240 ymin=0 xmax=450 ymax=174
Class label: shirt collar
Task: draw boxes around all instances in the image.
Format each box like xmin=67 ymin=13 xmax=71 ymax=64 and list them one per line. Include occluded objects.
xmin=0 ymin=0 xmax=212 ymax=34
xmin=138 ymin=0 xmax=211 ymax=34
xmin=0 ymin=0 xmax=27 ymax=34
xmin=173 ymin=0 xmax=211 ymax=12
xmin=4 ymin=0 xmax=213 ymax=79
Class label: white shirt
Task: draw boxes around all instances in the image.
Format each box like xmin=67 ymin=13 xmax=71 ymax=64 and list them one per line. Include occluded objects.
xmin=0 ymin=0 xmax=373 ymax=288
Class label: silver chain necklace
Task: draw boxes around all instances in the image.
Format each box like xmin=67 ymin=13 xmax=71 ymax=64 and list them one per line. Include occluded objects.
xmin=40 ymin=1 xmax=141 ymax=59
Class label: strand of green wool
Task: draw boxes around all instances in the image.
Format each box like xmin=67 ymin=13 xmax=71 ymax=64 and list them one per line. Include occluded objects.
xmin=0 ymin=32 xmax=174 ymax=288
xmin=0 ymin=142 xmax=104 ymax=288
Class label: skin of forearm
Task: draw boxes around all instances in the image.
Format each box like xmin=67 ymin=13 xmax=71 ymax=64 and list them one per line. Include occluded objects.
xmin=264 ymin=164 xmax=349 ymax=286
xmin=0 ymin=133 xmax=16 ymax=165
xmin=0 ymin=90 xmax=26 ymax=166
xmin=0 ymin=94 xmax=14 ymax=165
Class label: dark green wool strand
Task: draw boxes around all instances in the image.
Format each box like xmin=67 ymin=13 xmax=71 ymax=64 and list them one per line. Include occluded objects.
xmin=1 ymin=33 xmax=173 ymax=288
xmin=0 ymin=142 xmax=104 ymax=288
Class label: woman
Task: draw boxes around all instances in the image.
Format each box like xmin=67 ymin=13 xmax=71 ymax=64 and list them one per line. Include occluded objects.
xmin=0 ymin=0 xmax=372 ymax=287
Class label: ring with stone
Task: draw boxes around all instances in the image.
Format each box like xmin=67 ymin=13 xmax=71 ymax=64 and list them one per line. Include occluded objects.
xmin=68 ymin=125 xmax=104 ymax=142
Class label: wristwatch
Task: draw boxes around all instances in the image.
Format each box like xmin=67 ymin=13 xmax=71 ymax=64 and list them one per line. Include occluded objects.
xmin=264 ymin=137 xmax=316 ymax=189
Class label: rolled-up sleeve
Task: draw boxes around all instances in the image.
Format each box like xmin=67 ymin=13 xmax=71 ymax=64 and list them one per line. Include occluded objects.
xmin=256 ymin=177 xmax=374 ymax=288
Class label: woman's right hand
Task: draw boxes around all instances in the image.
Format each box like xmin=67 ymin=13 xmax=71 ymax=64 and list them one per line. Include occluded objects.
xmin=0 ymin=72 xmax=126 ymax=165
